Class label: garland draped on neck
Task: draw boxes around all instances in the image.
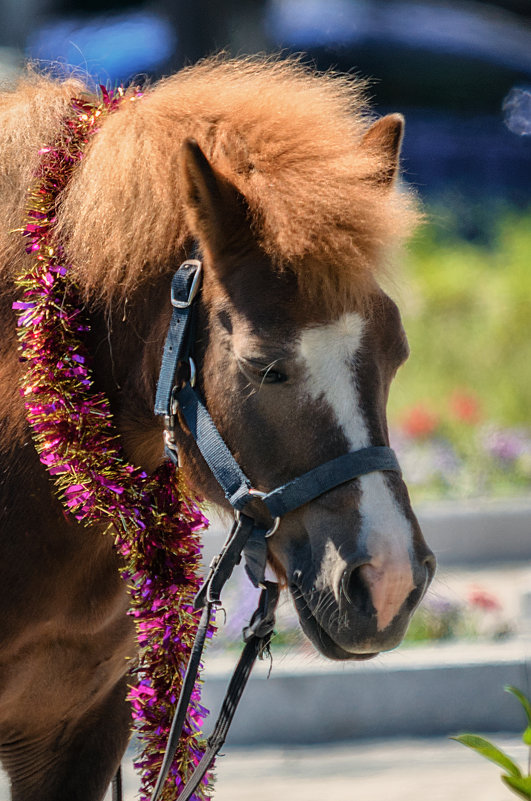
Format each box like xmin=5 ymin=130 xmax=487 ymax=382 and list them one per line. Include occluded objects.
xmin=12 ymin=86 xmax=213 ymax=801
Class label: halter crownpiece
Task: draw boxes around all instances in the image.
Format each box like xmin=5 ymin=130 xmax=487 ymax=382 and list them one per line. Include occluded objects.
xmin=152 ymin=257 xmax=402 ymax=800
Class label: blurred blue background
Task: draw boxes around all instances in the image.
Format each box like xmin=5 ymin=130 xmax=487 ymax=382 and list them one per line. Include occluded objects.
xmin=0 ymin=0 xmax=529 ymax=232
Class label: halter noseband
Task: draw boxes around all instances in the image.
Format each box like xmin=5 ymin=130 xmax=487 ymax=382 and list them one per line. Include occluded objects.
xmin=150 ymin=257 xmax=401 ymax=801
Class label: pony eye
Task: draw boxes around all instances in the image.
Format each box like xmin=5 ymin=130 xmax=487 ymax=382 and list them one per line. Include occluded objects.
xmin=239 ymin=357 xmax=288 ymax=385
xmin=260 ymin=368 xmax=287 ymax=384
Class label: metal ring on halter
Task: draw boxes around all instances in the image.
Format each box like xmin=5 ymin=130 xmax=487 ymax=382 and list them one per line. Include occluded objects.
xmin=248 ymin=489 xmax=281 ymax=537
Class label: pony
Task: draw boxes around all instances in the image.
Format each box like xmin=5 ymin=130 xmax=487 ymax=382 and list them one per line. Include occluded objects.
xmin=0 ymin=57 xmax=435 ymax=800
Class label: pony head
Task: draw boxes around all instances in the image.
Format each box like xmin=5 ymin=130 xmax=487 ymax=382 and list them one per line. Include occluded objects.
xmin=13 ymin=58 xmax=435 ymax=660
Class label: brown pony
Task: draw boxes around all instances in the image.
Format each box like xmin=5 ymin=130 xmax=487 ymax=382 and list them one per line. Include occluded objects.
xmin=0 ymin=57 xmax=435 ymax=800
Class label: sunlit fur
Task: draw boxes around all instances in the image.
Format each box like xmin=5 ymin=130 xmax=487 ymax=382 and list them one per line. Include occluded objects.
xmin=0 ymin=57 xmax=419 ymax=312
xmin=0 ymin=58 xmax=431 ymax=798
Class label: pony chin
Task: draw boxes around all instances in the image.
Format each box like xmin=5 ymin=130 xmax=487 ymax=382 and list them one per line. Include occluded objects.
xmin=290 ymin=583 xmax=414 ymax=661
xmin=267 ymin=546 xmax=374 ymax=660
xmin=292 ymin=588 xmax=381 ymax=661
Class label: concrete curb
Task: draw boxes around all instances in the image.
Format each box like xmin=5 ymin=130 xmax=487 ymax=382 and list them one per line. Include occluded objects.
xmin=417 ymin=496 xmax=531 ymax=565
xmin=202 ymin=640 xmax=531 ymax=745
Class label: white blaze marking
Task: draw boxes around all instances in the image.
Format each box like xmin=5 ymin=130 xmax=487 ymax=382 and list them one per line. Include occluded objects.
xmin=298 ymin=312 xmax=415 ymax=631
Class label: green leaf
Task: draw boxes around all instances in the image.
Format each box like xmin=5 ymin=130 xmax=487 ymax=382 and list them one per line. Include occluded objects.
xmin=522 ymin=726 xmax=531 ymax=746
xmin=502 ymin=774 xmax=531 ymax=800
xmin=451 ymin=734 xmax=522 ymax=777
xmin=505 ymin=686 xmax=531 ymax=727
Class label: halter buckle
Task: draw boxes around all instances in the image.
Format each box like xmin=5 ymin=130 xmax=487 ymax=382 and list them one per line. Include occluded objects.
xmin=171 ymin=260 xmax=202 ymax=308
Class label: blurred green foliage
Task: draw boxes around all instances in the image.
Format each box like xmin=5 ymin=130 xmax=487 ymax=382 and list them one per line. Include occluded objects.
xmin=389 ymin=209 xmax=531 ymax=427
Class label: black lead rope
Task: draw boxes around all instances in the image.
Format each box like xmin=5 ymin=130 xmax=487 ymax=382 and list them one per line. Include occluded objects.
xmin=174 ymin=582 xmax=278 ymax=801
xmin=150 ymin=601 xmax=215 ymax=801
xmin=149 ymin=514 xmax=277 ymax=801
xmin=152 ymin=581 xmax=279 ymax=801
xmin=111 ymin=765 xmax=122 ymax=801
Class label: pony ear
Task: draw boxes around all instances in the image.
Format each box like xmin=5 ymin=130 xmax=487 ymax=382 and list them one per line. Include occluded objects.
xmin=361 ymin=113 xmax=404 ymax=187
xmin=179 ymin=138 xmax=251 ymax=259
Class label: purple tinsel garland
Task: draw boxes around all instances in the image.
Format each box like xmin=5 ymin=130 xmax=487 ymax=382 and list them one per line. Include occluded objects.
xmin=13 ymin=86 xmax=213 ymax=800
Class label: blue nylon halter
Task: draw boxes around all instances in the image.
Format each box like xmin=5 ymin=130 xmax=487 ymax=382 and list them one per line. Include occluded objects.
xmin=154 ymin=258 xmax=401 ymax=589
xmin=149 ymin=259 xmax=402 ymax=801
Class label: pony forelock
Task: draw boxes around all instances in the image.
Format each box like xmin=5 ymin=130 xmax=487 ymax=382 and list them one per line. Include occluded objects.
xmin=0 ymin=56 xmax=420 ymax=309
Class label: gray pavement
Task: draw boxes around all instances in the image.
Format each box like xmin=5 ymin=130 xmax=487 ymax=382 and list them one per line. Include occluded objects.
xmin=0 ymin=734 xmax=526 ymax=800
xmin=100 ymin=735 xmax=527 ymax=801
xmin=1 ymin=545 xmax=530 ymax=799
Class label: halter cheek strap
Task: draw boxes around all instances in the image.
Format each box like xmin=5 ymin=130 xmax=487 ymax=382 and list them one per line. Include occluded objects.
xmin=150 ymin=258 xmax=402 ymax=801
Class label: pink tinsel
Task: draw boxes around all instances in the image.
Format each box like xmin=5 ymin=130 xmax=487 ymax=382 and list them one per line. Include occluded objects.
xmin=13 ymin=86 xmax=213 ymax=800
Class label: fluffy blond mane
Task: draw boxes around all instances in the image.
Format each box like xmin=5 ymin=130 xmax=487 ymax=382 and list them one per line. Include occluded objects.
xmin=0 ymin=56 xmax=419 ymax=306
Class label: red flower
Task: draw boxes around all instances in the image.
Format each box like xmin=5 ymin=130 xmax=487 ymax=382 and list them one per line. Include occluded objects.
xmin=401 ymin=404 xmax=439 ymax=439
xmin=468 ymin=587 xmax=502 ymax=612
xmin=450 ymin=391 xmax=482 ymax=424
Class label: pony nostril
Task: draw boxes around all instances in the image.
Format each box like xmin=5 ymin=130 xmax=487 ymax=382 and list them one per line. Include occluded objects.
xmin=341 ymin=564 xmax=373 ymax=617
